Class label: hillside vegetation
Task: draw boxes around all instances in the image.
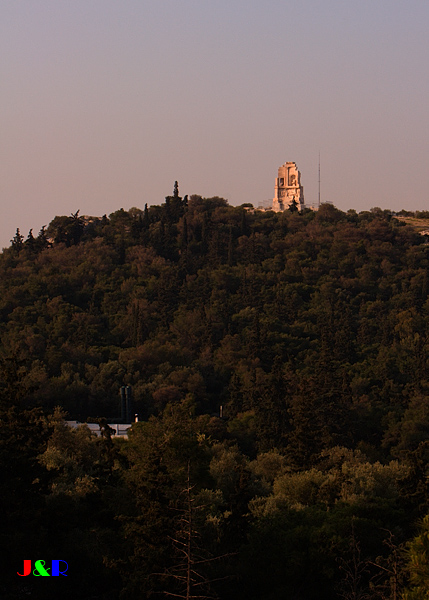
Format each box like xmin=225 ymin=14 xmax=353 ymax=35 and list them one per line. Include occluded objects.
xmin=2 ymin=189 xmax=429 ymax=599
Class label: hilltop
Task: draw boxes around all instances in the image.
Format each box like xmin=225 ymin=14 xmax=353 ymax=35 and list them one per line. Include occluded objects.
xmin=2 ymin=192 xmax=429 ymax=599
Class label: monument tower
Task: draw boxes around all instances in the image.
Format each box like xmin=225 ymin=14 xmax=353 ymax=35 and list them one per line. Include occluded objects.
xmin=272 ymin=162 xmax=304 ymax=212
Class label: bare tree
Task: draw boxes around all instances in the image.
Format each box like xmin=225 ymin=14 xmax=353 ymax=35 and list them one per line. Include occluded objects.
xmin=160 ymin=462 xmax=233 ymax=600
xmin=336 ymin=520 xmax=372 ymax=600
xmin=368 ymin=530 xmax=406 ymax=600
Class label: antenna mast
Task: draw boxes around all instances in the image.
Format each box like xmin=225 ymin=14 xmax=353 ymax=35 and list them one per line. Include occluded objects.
xmin=318 ymin=152 xmax=321 ymax=208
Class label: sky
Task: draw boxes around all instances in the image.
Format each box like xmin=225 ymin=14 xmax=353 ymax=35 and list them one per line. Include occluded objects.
xmin=1 ymin=0 xmax=429 ymax=249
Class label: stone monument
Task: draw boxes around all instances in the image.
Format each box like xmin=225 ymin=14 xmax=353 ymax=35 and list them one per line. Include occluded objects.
xmin=272 ymin=162 xmax=304 ymax=212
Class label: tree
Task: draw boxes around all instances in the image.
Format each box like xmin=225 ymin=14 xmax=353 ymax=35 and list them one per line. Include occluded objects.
xmin=162 ymin=461 xmax=232 ymax=600
xmin=288 ymin=197 xmax=299 ymax=213
xmin=24 ymin=229 xmax=35 ymax=253
xmin=165 ymin=181 xmax=186 ymax=223
xmin=10 ymin=227 xmax=24 ymax=252
xmin=367 ymin=530 xmax=406 ymax=600
xmin=70 ymin=210 xmax=85 ymax=245
xmin=403 ymin=515 xmax=429 ymax=599
xmin=36 ymin=225 xmax=51 ymax=250
xmin=118 ymin=401 xmax=214 ymax=598
xmin=336 ymin=521 xmax=371 ymax=600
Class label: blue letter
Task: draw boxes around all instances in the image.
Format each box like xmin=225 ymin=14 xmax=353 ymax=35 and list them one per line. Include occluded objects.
xmin=51 ymin=560 xmax=68 ymax=576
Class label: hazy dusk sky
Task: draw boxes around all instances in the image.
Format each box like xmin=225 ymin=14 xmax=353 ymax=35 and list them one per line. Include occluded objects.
xmin=1 ymin=0 xmax=428 ymax=249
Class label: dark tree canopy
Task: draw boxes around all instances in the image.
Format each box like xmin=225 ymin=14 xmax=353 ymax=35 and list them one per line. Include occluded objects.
xmin=2 ymin=193 xmax=429 ymax=599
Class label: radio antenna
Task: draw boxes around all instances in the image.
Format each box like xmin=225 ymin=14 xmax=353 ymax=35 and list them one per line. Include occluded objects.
xmin=318 ymin=151 xmax=321 ymax=207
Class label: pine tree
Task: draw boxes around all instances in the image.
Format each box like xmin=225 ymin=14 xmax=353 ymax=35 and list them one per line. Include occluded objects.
xmin=403 ymin=515 xmax=429 ymax=599
xmin=24 ymin=229 xmax=35 ymax=252
xmin=36 ymin=225 xmax=50 ymax=250
xmin=11 ymin=227 xmax=24 ymax=252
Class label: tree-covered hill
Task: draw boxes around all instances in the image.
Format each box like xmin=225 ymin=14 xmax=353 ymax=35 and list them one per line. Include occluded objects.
xmin=2 ymin=188 xmax=429 ymax=599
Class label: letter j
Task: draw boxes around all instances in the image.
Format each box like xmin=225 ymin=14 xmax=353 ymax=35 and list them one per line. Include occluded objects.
xmin=17 ymin=560 xmax=32 ymax=576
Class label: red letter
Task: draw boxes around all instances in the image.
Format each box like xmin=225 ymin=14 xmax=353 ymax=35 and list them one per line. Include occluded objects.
xmin=17 ymin=560 xmax=32 ymax=576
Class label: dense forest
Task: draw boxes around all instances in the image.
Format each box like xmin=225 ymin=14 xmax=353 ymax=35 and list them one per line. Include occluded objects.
xmin=2 ymin=186 xmax=429 ymax=599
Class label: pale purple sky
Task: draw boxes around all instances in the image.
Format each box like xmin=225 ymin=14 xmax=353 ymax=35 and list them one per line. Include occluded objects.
xmin=1 ymin=0 xmax=428 ymax=249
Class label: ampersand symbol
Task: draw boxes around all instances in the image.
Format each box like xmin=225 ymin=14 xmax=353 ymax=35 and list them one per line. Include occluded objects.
xmin=33 ymin=560 xmax=51 ymax=576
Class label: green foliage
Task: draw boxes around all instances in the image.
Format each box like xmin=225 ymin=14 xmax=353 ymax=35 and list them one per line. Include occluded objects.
xmin=403 ymin=515 xmax=429 ymax=599
xmin=3 ymin=193 xmax=429 ymax=597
